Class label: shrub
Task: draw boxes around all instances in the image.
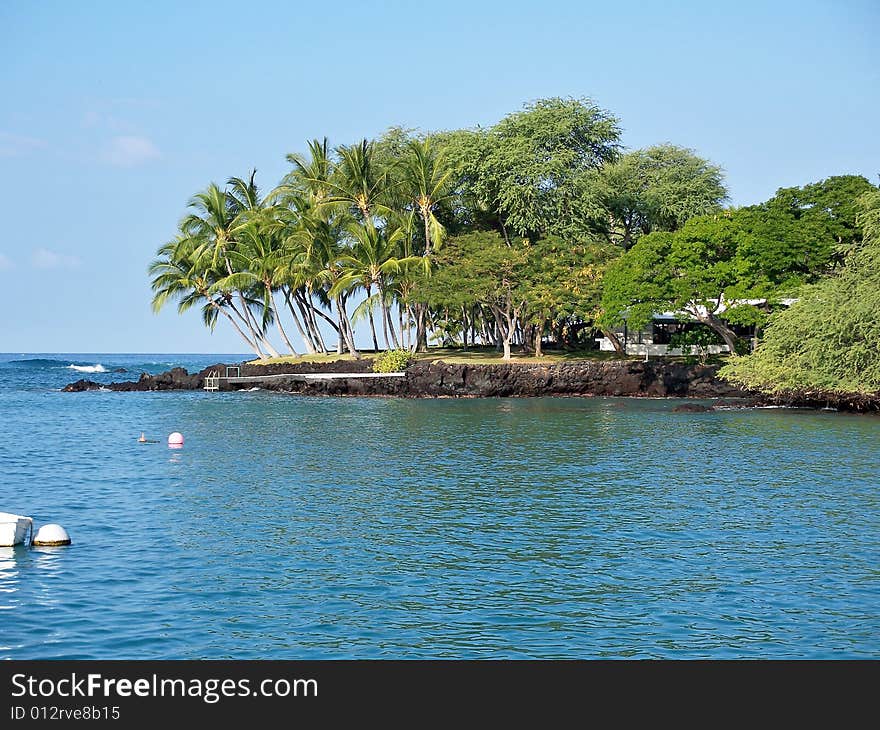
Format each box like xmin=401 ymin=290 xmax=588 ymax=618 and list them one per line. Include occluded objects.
xmin=669 ymin=326 xmax=723 ymax=365
xmin=373 ymin=349 xmax=414 ymax=373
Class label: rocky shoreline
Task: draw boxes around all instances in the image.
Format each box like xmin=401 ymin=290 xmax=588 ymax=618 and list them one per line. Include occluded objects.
xmin=63 ymin=359 xmax=745 ymax=397
xmin=60 ymin=358 xmax=880 ymax=411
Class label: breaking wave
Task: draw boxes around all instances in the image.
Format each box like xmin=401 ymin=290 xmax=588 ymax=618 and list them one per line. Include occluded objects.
xmin=67 ymin=364 xmax=108 ymax=373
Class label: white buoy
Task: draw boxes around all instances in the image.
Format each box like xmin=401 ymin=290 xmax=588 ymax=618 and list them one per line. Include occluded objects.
xmin=33 ymin=524 xmax=71 ymax=547
xmin=168 ymin=432 xmax=184 ymax=447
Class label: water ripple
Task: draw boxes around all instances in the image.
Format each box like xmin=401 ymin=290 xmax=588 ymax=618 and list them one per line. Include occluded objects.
xmin=0 ymin=373 xmax=878 ymax=658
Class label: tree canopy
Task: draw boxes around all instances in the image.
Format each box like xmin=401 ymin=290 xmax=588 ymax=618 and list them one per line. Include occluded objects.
xmin=720 ymin=190 xmax=880 ymax=395
xmin=150 ymin=95 xmax=875 ymax=369
xmin=438 ymin=97 xmax=622 ymax=240
xmin=599 ymin=176 xmax=878 ymax=352
xmin=590 ymin=144 xmax=727 ymax=249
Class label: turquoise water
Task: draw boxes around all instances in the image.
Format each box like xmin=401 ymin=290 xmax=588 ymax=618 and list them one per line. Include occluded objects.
xmin=1 ymin=354 xmax=878 ymax=659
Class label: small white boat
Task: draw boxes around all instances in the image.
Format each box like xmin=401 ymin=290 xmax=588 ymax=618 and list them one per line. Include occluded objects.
xmin=0 ymin=512 xmax=33 ymax=547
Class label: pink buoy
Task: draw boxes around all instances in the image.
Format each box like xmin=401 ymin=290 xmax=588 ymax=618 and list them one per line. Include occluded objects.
xmin=168 ymin=432 xmax=184 ymax=447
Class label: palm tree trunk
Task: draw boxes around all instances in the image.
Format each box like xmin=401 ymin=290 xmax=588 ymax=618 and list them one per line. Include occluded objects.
xmin=335 ymin=294 xmax=360 ymax=358
xmin=283 ymin=288 xmax=315 ymax=354
xmin=236 ymin=293 xmax=281 ymax=357
xmin=302 ymin=297 xmax=328 ymax=353
xmin=407 ymin=306 xmax=417 ymax=352
xmin=309 ymin=302 xmax=340 ymax=332
xmin=294 ymin=295 xmax=321 ymax=353
xmin=422 ymin=212 xmax=432 ymax=257
xmin=398 ymin=305 xmax=405 ymax=349
xmin=294 ymin=290 xmax=329 ymax=353
xmin=211 ymin=300 xmax=264 ymax=358
xmin=226 ymin=297 xmax=272 ymax=358
xmin=414 ymin=302 xmax=428 ymax=352
xmin=461 ymin=306 xmax=469 ymax=348
xmin=378 ymin=280 xmax=400 ymax=349
xmin=268 ymin=284 xmax=298 ymax=356
xmin=365 ymin=284 xmax=380 ymax=352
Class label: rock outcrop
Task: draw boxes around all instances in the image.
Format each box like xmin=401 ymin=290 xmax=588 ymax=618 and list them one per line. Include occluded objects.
xmin=64 ymin=359 xmax=750 ymax=399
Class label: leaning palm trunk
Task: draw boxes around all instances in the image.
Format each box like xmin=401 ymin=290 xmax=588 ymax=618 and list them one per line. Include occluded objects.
xmin=225 ymin=297 xmax=274 ymax=359
xmin=300 ymin=297 xmax=328 ymax=353
xmin=377 ymin=280 xmax=400 ymax=349
xmin=282 ymin=288 xmax=316 ymax=354
xmin=266 ymin=284 xmax=298 ymax=356
xmin=305 ymin=297 xmax=339 ymax=336
xmin=335 ymin=294 xmax=360 ymax=358
xmin=222 ymin=255 xmax=280 ymax=357
xmin=281 ymin=288 xmax=315 ymax=355
xmin=235 ymin=293 xmax=280 ymax=358
xmin=210 ymin=298 xmax=264 ymax=358
xmin=292 ymin=290 xmax=326 ymax=354
xmin=365 ymin=284 xmax=380 ymax=352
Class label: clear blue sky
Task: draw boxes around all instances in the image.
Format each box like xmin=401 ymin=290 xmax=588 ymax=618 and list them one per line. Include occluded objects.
xmin=1 ymin=0 xmax=877 ymax=353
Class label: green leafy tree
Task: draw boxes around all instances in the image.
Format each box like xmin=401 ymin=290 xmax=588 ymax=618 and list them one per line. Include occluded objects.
xmin=600 ymin=212 xmax=800 ymax=352
xmin=592 ymin=144 xmax=727 ymax=249
xmin=765 ymin=174 xmax=875 ymax=262
xmin=517 ymin=235 xmax=615 ymax=355
xmin=599 ymin=178 xmax=878 ymax=352
xmin=419 ymin=231 xmax=527 ymax=359
xmin=443 ymin=97 xmax=621 ymax=241
xmin=721 ymin=191 xmax=880 ymax=395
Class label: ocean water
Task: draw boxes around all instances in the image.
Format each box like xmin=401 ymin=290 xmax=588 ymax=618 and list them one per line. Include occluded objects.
xmin=0 ymin=353 xmax=878 ymax=659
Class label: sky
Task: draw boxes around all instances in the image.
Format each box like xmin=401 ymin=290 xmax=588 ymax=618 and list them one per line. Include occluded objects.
xmin=1 ymin=0 xmax=877 ymax=353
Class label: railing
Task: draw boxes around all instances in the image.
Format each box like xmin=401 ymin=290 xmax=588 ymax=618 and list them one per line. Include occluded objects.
xmin=203 ymin=371 xmax=221 ymax=391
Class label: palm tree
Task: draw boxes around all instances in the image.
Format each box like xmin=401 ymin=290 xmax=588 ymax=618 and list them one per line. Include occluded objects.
xmin=324 ymin=139 xmax=391 ymax=222
xmin=149 ymin=236 xmax=267 ymax=358
xmin=211 ymin=221 xmax=299 ymax=356
xmin=293 ymin=204 xmax=360 ymax=358
xmin=280 ymin=138 xmax=334 ymax=207
xmin=180 ymin=181 xmax=281 ymax=357
xmin=397 ymin=138 xmax=453 ymax=350
xmin=227 ymin=170 xmax=263 ymax=219
xmin=336 ymin=223 xmax=420 ymax=350
xmin=399 ymin=138 xmax=453 ymax=256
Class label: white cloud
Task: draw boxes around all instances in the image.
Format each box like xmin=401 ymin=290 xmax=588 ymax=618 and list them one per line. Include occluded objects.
xmin=101 ymin=135 xmax=160 ymax=167
xmin=0 ymin=254 xmax=13 ymax=271
xmin=0 ymin=131 xmax=47 ymax=157
xmin=31 ymin=248 xmax=81 ymax=270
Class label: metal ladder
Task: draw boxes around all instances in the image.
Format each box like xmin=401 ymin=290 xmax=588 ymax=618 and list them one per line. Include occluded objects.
xmin=203 ymin=370 xmax=220 ymax=391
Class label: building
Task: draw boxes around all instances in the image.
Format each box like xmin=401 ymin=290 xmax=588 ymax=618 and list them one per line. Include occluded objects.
xmin=596 ymin=298 xmax=796 ymax=356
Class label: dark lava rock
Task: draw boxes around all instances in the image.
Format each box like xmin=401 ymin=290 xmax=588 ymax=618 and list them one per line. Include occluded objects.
xmin=61 ymin=356 xmax=880 ymax=413
xmin=62 ymin=379 xmax=103 ymax=392
xmin=759 ymin=389 xmax=880 ymax=413
xmin=112 ymin=367 xmax=127 ymax=373
xmin=672 ymin=403 xmax=714 ymax=413
xmin=64 ymin=358 xmax=752 ymax=399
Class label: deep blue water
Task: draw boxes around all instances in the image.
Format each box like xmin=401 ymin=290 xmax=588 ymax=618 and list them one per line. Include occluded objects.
xmin=0 ymin=353 xmax=878 ymax=659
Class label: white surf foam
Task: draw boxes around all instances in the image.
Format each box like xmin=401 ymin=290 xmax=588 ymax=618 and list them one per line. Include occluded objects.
xmin=67 ymin=364 xmax=108 ymax=373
